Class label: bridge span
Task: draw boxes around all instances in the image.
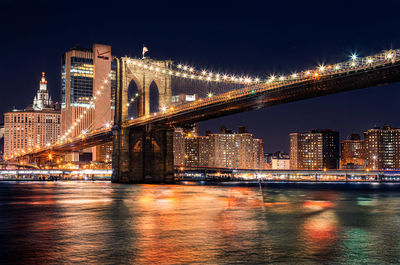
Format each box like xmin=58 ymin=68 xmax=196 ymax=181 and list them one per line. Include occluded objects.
xmin=9 ymin=48 xmax=400 ymax=183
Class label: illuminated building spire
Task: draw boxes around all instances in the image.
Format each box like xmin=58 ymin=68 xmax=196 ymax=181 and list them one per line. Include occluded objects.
xmin=40 ymin=72 xmax=47 ymax=90
xmin=33 ymin=72 xmax=53 ymax=110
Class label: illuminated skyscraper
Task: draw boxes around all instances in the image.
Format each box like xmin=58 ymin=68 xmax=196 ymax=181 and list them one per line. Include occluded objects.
xmin=61 ymin=44 xmax=116 ymax=161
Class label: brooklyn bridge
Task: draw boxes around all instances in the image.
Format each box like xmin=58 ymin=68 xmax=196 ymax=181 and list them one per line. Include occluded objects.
xmin=7 ymin=48 xmax=400 ymax=183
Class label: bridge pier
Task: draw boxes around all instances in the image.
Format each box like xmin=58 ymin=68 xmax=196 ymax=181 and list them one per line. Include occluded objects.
xmin=112 ymin=125 xmax=174 ymax=183
xmin=112 ymin=57 xmax=175 ymax=184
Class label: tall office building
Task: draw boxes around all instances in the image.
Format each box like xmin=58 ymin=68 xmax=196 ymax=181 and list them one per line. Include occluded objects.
xmin=364 ymin=125 xmax=400 ymax=170
xmin=290 ymin=129 xmax=339 ymax=170
xmin=341 ymin=134 xmax=366 ymax=169
xmin=61 ymin=44 xmax=115 ymax=161
xmin=4 ymin=73 xmax=60 ymax=159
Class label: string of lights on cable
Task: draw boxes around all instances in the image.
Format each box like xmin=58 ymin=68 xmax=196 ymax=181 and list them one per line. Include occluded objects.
xmin=124 ymin=49 xmax=399 ymax=85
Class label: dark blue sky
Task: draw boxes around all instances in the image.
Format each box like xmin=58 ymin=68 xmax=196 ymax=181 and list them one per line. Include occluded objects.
xmin=1 ymin=0 xmax=400 ymax=152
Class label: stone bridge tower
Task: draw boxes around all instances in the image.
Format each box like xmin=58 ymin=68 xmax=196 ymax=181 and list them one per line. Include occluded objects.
xmin=112 ymin=57 xmax=175 ymax=183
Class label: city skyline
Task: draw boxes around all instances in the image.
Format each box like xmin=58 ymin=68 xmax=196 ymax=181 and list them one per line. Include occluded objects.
xmin=2 ymin=1 xmax=400 ymax=153
xmin=3 ymin=2 xmax=400 ymax=263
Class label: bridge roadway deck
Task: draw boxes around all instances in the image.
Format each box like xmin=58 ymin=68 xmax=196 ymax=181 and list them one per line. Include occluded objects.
xmin=15 ymin=57 xmax=400 ymax=158
xmin=128 ymin=59 xmax=400 ymax=127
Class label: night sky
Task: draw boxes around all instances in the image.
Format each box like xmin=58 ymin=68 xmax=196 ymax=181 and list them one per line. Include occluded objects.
xmin=2 ymin=0 xmax=400 ymax=153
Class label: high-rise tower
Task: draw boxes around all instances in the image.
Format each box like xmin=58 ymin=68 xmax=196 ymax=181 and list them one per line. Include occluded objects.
xmin=61 ymin=44 xmax=116 ymax=162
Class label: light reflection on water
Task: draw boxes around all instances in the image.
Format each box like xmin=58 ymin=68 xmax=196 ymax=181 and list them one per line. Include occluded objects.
xmin=0 ymin=182 xmax=400 ymax=264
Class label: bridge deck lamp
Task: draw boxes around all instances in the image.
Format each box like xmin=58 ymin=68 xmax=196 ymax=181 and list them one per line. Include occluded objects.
xmin=208 ymin=92 xmax=213 ymax=98
xmin=386 ymin=52 xmax=394 ymax=59
xmin=350 ymin=53 xmax=358 ymax=61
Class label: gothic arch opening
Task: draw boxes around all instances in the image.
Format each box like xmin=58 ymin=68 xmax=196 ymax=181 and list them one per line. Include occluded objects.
xmin=127 ymin=79 xmax=140 ymax=119
xmin=149 ymin=80 xmax=160 ymax=114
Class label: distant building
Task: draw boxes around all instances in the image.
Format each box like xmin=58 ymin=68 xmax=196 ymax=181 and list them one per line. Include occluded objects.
xmin=0 ymin=124 xmax=4 ymax=161
xmin=184 ymin=134 xmax=200 ymax=166
xmin=61 ymin=44 xmax=115 ymax=162
xmin=198 ymin=136 xmax=211 ymax=166
xmin=271 ymin=157 xmax=290 ymax=169
xmin=290 ymin=129 xmax=339 ymax=170
xmin=364 ymin=125 xmax=400 ymax=170
xmin=4 ymin=73 xmax=60 ymax=159
xmin=173 ymin=128 xmax=186 ymax=166
xmin=173 ymin=126 xmax=264 ymax=169
xmin=341 ymin=134 xmax=366 ymax=169
xmin=253 ymin=139 xmax=265 ymax=170
xmin=265 ymin=152 xmax=290 ymax=169
xmin=208 ymin=127 xmax=262 ymax=169
xmin=264 ymin=153 xmax=273 ymax=168
xmin=171 ymin=94 xmax=197 ymax=106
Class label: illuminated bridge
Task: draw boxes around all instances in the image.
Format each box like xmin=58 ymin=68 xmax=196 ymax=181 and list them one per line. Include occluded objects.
xmin=9 ymin=48 xmax=400 ymax=183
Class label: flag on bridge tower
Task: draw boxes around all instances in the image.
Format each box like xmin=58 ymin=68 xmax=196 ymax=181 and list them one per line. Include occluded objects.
xmin=142 ymin=46 xmax=149 ymax=59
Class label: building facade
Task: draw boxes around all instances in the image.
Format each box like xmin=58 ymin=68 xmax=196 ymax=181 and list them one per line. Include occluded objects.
xmin=173 ymin=128 xmax=186 ymax=166
xmin=364 ymin=125 xmax=400 ymax=170
xmin=171 ymin=94 xmax=197 ymax=106
xmin=61 ymin=44 xmax=115 ymax=162
xmin=4 ymin=73 xmax=60 ymax=159
xmin=290 ymin=129 xmax=339 ymax=170
xmin=271 ymin=157 xmax=290 ymax=169
xmin=0 ymin=124 xmax=4 ymax=161
xmin=173 ymin=126 xmax=264 ymax=169
xmin=341 ymin=134 xmax=366 ymax=169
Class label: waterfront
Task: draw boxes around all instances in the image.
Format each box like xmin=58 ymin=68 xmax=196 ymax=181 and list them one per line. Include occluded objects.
xmin=1 ymin=182 xmax=400 ymax=264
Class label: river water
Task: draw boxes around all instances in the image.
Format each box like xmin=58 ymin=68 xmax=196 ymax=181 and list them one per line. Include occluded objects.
xmin=1 ymin=181 xmax=400 ymax=264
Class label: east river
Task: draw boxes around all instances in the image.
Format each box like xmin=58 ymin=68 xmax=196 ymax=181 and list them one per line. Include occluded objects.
xmin=1 ymin=181 xmax=400 ymax=264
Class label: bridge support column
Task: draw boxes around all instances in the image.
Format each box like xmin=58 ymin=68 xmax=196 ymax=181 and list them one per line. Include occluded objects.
xmin=112 ymin=125 xmax=174 ymax=183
